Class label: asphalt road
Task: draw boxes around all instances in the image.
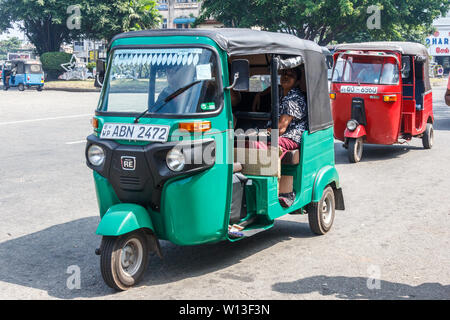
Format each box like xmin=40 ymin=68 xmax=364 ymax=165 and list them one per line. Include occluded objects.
xmin=0 ymin=86 xmax=449 ymax=300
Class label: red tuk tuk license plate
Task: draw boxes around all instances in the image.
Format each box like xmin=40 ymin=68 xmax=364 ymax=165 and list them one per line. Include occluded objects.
xmin=340 ymin=86 xmax=378 ymax=94
xmin=100 ymin=123 xmax=170 ymax=142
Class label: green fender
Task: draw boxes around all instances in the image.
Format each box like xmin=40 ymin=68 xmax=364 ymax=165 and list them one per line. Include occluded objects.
xmin=312 ymin=165 xmax=341 ymax=203
xmin=96 ymin=203 xmax=154 ymax=236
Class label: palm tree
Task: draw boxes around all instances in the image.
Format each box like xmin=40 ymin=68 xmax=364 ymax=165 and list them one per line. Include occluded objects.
xmin=123 ymin=0 xmax=161 ymax=31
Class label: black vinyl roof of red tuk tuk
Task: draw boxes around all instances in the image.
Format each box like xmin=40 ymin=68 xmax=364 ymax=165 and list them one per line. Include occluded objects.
xmin=109 ymin=28 xmax=323 ymax=56
xmin=334 ymin=42 xmax=428 ymax=57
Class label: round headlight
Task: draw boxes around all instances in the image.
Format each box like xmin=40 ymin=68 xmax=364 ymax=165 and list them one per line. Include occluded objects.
xmin=347 ymin=120 xmax=358 ymax=131
xmin=88 ymin=145 xmax=105 ymax=166
xmin=166 ymin=148 xmax=185 ymax=172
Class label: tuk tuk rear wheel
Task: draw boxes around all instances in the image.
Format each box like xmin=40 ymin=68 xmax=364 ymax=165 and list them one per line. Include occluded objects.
xmin=307 ymin=186 xmax=335 ymax=235
xmin=348 ymin=138 xmax=363 ymax=163
xmin=100 ymin=230 xmax=149 ymax=291
xmin=18 ymin=83 xmax=25 ymax=91
xmin=422 ymin=123 xmax=433 ymax=149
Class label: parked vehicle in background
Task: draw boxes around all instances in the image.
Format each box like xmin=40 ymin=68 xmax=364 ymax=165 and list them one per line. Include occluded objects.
xmin=330 ymin=42 xmax=434 ymax=163
xmin=2 ymin=59 xmax=45 ymax=91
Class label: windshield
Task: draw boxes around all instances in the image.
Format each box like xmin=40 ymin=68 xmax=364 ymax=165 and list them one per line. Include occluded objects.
xmin=99 ymin=48 xmax=221 ymax=115
xmin=332 ymin=55 xmax=399 ymax=85
xmin=25 ymin=64 xmax=43 ymax=74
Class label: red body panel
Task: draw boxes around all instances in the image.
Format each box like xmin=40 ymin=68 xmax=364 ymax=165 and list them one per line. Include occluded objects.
xmin=344 ymin=125 xmax=367 ymax=139
xmin=331 ymin=83 xmax=402 ymax=145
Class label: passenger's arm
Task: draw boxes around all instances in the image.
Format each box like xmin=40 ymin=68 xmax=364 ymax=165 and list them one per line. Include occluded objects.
xmin=278 ymin=114 xmax=294 ymax=135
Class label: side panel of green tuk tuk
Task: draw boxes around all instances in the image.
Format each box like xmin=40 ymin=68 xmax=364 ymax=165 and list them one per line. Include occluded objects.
xmin=94 ymin=36 xmax=235 ymax=246
xmin=243 ymin=126 xmax=336 ymax=222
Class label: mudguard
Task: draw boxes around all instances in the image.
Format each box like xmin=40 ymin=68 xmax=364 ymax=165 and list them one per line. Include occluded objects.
xmin=96 ymin=203 xmax=154 ymax=236
xmin=344 ymin=125 xmax=366 ymax=139
xmin=312 ymin=165 xmax=344 ymax=209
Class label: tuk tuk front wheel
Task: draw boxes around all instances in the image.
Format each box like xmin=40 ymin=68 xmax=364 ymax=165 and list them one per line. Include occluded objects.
xmin=422 ymin=123 xmax=433 ymax=149
xmin=100 ymin=230 xmax=149 ymax=291
xmin=307 ymin=186 xmax=335 ymax=235
xmin=18 ymin=83 xmax=25 ymax=91
xmin=348 ymin=138 xmax=363 ymax=163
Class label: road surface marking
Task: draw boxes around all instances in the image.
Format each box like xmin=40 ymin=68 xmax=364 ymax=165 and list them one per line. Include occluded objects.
xmin=0 ymin=114 xmax=91 ymax=126
xmin=65 ymin=140 xmax=86 ymax=145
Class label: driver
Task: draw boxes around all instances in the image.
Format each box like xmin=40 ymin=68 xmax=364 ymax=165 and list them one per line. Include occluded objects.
xmin=155 ymin=64 xmax=195 ymax=113
xmin=356 ymin=64 xmax=381 ymax=83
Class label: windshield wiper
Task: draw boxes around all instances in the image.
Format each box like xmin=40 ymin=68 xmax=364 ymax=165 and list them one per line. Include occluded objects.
xmin=134 ymin=80 xmax=202 ymax=123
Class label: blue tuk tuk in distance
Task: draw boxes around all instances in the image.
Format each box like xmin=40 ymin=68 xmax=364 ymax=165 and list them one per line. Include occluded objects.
xmin=2 ymin=59 xmax=45 ymax=91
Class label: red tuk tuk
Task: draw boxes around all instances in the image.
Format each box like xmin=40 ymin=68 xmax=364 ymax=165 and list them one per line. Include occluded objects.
xmin=330 ymin=42 xmax=433 ymax=163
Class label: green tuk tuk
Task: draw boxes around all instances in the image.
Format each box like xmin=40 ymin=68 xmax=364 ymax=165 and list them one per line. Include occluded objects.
xmin=86 ymin=29 xmax=345 ymax=291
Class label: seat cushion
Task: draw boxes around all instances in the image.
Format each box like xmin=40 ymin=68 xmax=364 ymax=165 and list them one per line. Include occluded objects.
xmin=281 ymin=150 xmax=300 ymax=165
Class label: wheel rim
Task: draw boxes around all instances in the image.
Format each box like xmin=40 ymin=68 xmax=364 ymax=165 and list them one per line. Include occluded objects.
xmin=355 ymin=139 xmax=363 ymax=161
xmin=429 ymin=127 xmax=434 ymax=146
xmin=321 ymin=193 xmax=334 ymax=226
xmin=120 ymin=238 xmax=144 ymax=277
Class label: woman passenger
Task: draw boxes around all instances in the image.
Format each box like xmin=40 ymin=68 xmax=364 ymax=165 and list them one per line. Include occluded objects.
xmin=249 ymin=67 xmax=308 ymax=207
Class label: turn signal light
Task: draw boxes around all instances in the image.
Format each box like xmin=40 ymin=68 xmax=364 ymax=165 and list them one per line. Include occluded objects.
xmin=91 ymin=117 xmax=99 ymax=129
xmin=330 ymin=93 xmax=336 ymax=100
xmin=179 ymin=121 xmax=211 ymax=132
xmin=383 ymin=95 xmax=397 ymax=102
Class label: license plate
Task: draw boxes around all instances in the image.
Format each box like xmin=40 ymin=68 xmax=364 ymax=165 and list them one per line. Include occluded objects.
xmin=100 ymin=123 xmax=170 ymax=142
xmin=340 ymin=86 xmax=378 ymax=94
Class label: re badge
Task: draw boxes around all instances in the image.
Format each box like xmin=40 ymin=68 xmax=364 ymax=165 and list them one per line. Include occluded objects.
xmin=121 ymin=156 xmax=136 ymax=171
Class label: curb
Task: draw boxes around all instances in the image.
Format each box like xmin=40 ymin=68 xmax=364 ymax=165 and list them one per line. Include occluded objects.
xmin=43 ymin=87 xmax=101 ymax=93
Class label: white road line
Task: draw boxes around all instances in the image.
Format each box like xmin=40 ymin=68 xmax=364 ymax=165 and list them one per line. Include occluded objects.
xmin=65 ymin=140 xmax=86 ymax=145
xmin=0 ymin=114 xmax=92 ymax=126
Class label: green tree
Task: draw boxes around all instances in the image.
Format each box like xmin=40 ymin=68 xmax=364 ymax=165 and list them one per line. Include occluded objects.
xmin=0 ymin=37 xmax=22 ymax=58
xmin=199 ymin=0 xmax=449 ymax=45
xmin=0 ymin=0 xmax=161 ymax=55
xmin=81 ymin=0 xmax=161 ymax=42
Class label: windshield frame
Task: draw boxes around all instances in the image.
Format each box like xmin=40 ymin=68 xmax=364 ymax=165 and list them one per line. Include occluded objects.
xmin=331 ymin=53 xmax=401 ymax=85
xmin=96 ymin=44 xmax=224 ymax=119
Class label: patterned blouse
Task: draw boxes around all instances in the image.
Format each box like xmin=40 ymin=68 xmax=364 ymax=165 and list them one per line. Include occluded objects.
xmin=279 ymin=87 xmax=308 ymax=145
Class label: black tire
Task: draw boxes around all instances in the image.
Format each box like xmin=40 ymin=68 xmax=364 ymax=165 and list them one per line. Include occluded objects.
xmin=348 ymin=138 xmax=363 ymax=163
xmin=18 ymin=83 xmax=25 ymax=91
xmin=422 ymin=123 xmax=433 ymax=149
xmin=100 ymin=230 xmax=149 ymax=291
xmin=307 ymin=186 xmax=335 ymax=235
xmin=37 ymin=86 xmax=43 ymax=91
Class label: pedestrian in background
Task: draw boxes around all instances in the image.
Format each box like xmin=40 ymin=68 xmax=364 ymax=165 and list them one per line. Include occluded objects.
xmin=446 ymin=74 xmax=450 ymax=106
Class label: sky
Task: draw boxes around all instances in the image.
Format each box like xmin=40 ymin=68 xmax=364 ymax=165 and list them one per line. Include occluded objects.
xmin=0 ymin=23 xmax=26 ymax=41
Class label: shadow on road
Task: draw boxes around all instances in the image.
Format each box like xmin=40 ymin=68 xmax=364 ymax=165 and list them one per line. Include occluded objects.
xmin=272 ymin=275 xmax=449 ymax=299
xmin=434 ymin=114 xmax=450 ymax=131
xmin=334 ymin=142 xmax=423 ymax=165
xmin=0 ymin=216 xmax=315 ymax=299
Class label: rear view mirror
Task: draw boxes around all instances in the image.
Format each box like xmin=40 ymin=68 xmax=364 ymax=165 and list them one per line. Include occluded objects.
xmin=401 ymin=56 xmax=410 ymax=79
xmin=228 ymin=59 xmax=249 ymax=91
xmin=95 ymin=59 xmax=106 ymax=87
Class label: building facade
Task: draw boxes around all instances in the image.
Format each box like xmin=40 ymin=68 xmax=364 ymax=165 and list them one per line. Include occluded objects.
xmin=427 ymin=12 xmax=450 ymax=74
xmin=157 ymin=0 xmax=201 ymax=29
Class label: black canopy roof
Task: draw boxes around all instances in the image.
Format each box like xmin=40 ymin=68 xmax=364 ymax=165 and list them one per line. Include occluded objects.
xmin=110 ymin=28 xmax=323 ymax=57
xmin=109 ymin=28 xmax=332 ymax=133
xmin=335 ymin=41 xmax=428 ymax=57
